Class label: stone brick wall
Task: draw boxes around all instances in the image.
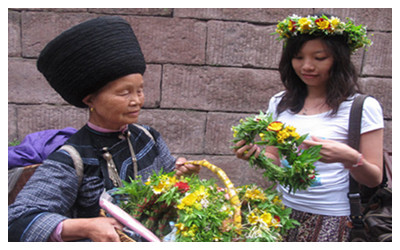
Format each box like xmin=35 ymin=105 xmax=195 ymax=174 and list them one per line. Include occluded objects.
xmin=8 ymin=8 xmax=392 ymax=187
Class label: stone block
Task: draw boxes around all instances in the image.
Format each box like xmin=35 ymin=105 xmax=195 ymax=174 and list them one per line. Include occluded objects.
xmin=205 ymin=112 xmax=251 ymax=155
xmin=138 ymin=109 xmax=207 ymax=154
xmin=143 ymin=64 xmax=161 ymax=108
xmin=359 ymin=77 xmax=392 ymax=119
xmin=207 ymin=21 xmax=282 ymax=69
xmin=161 ymin=65 xmax=283 ymax=112
xmin=8 ymin=11 xmax=20 ymax=57
xmin=16 ymin=105 xmax=88 ymax=140
xmin=362 ymin=32 xmax=392 ymax=77
xmin=8 ymin=105 xmax=18 ymax=142
xmin=125 ymin=16 xmax=207 ymax=65
xmin=175 ymin=8 xmax=313 ymax=24
xmin=8 ymin=58 xmax=65 ymax=104
xmin=89 ymin=8 xmax=173 ymax=16
xmin=21 ymin=11 xmax=95 ymax=57
xmin=182 ymin=154 xmax=273 ymax=189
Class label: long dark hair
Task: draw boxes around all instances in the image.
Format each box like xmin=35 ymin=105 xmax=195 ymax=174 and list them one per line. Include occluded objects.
xmin=277 ymin=33 xmax=360 ymax=116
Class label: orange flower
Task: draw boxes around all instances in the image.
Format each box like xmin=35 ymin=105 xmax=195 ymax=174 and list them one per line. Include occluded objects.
xmin=267 ymin=121 xmax=283 ymax=132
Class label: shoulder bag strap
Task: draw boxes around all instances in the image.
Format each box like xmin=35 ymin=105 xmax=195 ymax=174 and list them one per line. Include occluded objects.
xmin=347 ymin=94 xmax=368 ymax=228
xmin=60 ymin=145 xmax=84 ymax=187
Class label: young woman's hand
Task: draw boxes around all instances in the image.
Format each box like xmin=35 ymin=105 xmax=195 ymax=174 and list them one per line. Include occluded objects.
xmin=233 ymin=140 xmax=261 ymax=160
xmin=302 ymin=136 xmax=359 ymax=168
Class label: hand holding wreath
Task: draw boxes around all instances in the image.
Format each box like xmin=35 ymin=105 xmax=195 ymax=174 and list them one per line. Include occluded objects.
xmin=232 ymin=111 xmax=322 ymax=193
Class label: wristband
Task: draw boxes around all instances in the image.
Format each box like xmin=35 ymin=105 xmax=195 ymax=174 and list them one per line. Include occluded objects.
xmin=352 ymin=153 xmax=363 ymax=168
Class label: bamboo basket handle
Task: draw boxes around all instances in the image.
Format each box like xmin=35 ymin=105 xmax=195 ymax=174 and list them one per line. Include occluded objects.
xmin=184 ymin=160 xmax=242 ymax=230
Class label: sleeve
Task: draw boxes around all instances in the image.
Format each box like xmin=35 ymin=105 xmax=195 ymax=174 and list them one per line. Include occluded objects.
xmin=152 ymin=128 xmax=176 ymax=173
xmin=361 ymin=96 xmax=384 ymax=134
xmin=267 ymin=91 xmax=285 ymax=119
xmin=8 ymin=151 xmax=79 ymax=241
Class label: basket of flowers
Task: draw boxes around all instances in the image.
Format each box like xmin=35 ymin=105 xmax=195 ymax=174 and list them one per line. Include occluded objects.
xmin=115 ymin=160 xmax=298 ymax=242
xmin=112 ymin=111 xmax=321 ymax=241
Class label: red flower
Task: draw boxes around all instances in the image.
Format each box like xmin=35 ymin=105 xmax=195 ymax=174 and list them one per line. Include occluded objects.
xmin=175 ymin=182 xmax=190 ymax=193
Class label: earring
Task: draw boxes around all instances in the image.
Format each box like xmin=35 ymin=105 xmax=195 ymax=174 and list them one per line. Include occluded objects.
xmin=90 ymin=107 xmax=94 ymax=112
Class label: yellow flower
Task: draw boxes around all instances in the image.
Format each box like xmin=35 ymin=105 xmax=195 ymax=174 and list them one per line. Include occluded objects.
xmin=277 ymin=129 xmax=290 ymax=143
xmin=315 ymin=18 xmax=330 ymax=30
xmin=247 ymin=212 xmax=259 ymax=225
xmin=272 ymin=195 xmax=282 ymax=205
xmin=244 ymin=188 xmax=267 ymax=201
xmin=260 ymin=212 xmax=272 ymax=226
xmin=330 ymin=17 xmax=341 ymax=29
xmin=298 ymin=17 xmax=311 ymax=31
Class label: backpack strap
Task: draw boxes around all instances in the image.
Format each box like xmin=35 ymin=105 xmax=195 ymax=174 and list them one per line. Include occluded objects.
xmin=60 ymin=145 xmax=84 ymax=187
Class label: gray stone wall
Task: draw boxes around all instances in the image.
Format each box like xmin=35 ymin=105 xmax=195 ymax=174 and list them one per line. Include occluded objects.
xmin=8 ymin=8 xmax=392 ymax=187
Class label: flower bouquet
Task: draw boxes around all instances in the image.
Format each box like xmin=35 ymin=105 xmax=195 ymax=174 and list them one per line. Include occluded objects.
xmin=231 ymin=111 xmax=322 ymax=193
xmin=114 ymin=160 xmax=299 ymax=242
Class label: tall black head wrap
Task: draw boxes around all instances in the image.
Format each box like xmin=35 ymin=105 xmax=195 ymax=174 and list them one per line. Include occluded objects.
xmin=37 ymin=16 xmax=146 ymax=108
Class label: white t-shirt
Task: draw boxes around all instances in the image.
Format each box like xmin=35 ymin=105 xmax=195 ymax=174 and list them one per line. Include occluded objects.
xmin=267 ymin=91 xmax=384 ymax=216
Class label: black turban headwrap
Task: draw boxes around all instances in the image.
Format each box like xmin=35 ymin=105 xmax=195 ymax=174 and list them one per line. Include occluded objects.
xmin=37 ymin=16 xmax=146 ymax=108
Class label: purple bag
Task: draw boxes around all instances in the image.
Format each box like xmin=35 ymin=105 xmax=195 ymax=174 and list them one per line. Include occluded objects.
xmin=8 ymin=127 xmax=77 ymax=169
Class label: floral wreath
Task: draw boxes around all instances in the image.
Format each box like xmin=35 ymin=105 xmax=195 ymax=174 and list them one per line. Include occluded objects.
xmin=232 ymin=111 xmax=321 ymax=193
xmin=272 ymin=14 xmax=372 ymax=52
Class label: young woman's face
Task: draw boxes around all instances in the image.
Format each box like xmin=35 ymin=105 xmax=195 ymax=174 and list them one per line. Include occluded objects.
xmin=291 ymin=39 xmax=334 ymax=89
xmin=83 ymin=73 xmax=144 ymax=130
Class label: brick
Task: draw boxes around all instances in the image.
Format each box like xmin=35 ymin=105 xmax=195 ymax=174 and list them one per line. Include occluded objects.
xmin=21 ymin=12 xmax=95 ymax=57
xmin=138 ymin=109 xmax=207 ymax=154
xmin=8 ymin=58 xmax=65 ymax=104
xmin=16 ymin=105 xmax=88 ymax=139
xmin=161 ymin=65 xmax=283 ymax=112
xmin=205 ymin=112 xmax=252 ymax=155
xmin=362 ymin=32 xmax=392 ymax=77
xmin=175 ymin=8 xmax=313 ymax=24
xmin=207 ymin=21 xmax=282 ymax=69
xmin=125 ymin=16 xmax=207 ymax=64
xmin=8 ymin=11 xmax=20 ymax=57
xmin=359 ymin=77 xmax=392 ymax=119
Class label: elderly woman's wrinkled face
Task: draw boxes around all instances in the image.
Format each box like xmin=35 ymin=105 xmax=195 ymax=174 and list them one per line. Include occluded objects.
xmin=83 ymin=73 xmax=144 ymax=130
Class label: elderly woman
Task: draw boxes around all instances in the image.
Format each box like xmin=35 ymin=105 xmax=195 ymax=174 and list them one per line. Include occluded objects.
xmin=8 ymin=16 xmax=199 ymax=242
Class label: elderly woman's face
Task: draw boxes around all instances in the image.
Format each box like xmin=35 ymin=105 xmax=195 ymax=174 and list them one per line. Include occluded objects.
xmin=83 ymin=73 xmax=144 ymax=130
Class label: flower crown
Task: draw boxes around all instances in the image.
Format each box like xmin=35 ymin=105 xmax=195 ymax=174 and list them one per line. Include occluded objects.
xmin=273 ymin=14 xmax=372 ymax=52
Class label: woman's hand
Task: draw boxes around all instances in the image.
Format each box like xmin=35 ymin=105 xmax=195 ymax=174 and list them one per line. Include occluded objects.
xmin=61 ymin=217 xmax=124 ymax=242
xmin=175 ymin=157 xmax=201 ymax=177
xmin=301 ymin=136 xmax=359 ymax=167
xmin=233 ymin=140 xmax=261 ymax=160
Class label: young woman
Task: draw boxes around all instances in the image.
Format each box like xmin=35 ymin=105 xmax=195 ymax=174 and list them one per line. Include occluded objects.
xmin=234 ymin=14 xmax=383 ymax=241
xmin=8 ymin=16 xmax=199 ymax=242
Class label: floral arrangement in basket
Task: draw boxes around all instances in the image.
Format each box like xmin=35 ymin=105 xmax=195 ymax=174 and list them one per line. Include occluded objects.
xmin=231 ymin=111 xmax=322 ymax=193
xmin=115 ymin=161 xmax=299 ymax=242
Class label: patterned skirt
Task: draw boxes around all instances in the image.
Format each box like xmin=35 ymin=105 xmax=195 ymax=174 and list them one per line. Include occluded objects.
xmin=283 ymin=208 xmax=351 ymax=242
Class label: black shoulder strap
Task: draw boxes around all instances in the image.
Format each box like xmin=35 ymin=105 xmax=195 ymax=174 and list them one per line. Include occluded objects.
xmin=347 ymin=94 xmax=368 ymax=228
